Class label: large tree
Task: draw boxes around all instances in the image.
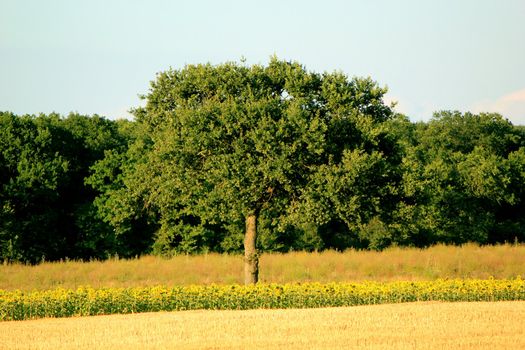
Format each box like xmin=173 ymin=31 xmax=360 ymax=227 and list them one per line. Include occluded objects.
xmin=115 ymin=58 xmax=398 ymax=283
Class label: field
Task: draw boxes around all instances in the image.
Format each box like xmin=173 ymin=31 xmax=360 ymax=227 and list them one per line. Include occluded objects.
xmin=1 ymin=244 xmax=524 ymax=348
xmin=1 ymin=301 xmax=524 ymax=349
xmin=1 ymin=243 xmax=524 ymax=291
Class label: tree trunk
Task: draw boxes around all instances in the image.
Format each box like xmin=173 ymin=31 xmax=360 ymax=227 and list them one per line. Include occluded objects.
xmin=244 ymin=213 xmax=259 ymax=284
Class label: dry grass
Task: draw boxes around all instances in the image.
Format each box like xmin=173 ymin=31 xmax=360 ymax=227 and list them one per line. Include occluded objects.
xmin=1 ymin=243 xmax=524 ymax=291
xmin=1 ymin=301 xmax=524 ymax=349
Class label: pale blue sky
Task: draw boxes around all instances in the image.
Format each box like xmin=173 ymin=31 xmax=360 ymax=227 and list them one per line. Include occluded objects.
xmin=1 ymin=0 xmax=524 ymax=124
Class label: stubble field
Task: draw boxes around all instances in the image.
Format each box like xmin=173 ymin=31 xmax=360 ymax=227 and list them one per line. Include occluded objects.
xmin=1 ymin=301 xmax=524 ymax=349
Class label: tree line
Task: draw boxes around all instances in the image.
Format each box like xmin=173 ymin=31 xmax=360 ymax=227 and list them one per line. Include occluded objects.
xmin=1 ymin=59 xmax=524 ymax=273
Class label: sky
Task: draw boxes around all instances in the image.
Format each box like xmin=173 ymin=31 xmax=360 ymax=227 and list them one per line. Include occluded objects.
xmin=1 ymin=0 xmax=524 ymax=124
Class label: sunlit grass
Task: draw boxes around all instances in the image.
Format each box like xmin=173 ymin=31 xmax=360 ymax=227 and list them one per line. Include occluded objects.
xmin=1 ymin=243 xmax=524 ymax=291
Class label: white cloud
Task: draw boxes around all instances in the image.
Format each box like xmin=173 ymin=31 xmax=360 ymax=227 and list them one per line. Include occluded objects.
xmin=383 ymin=93 xmax=436 ymax=122
xmin=383 ymin=93 xmax=414 ymax=117
xmin=471 ymin=89 xmax=525 ymax=126
xmin=101 ymin=107 xmax=134 ymax=120
xmin=102 ymin=107 xmax=133 ymax=120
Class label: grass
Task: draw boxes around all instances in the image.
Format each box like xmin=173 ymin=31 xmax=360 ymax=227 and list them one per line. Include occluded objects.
xmin=1 ymin=301 xmax=524 ymax=349
xmin=1 ymin=243 xmax=524 ymax=291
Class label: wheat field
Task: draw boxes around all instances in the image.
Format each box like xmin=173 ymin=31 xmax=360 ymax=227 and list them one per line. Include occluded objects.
xmin=1 ymin=244 xmax=524 ymax=291
xmin=1 ymin=301 xmax=523 ymax=349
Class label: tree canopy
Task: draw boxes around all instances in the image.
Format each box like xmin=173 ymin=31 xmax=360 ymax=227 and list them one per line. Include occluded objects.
xmin=104 ymin=58 xmax=400 ymax=282
xmin=389 ymin=111 xmax=525 ymax=246
xmin=0 ymin=112 xmax=130 ymax=262
xmin=1 ymin=59 xmax=524 ymax=275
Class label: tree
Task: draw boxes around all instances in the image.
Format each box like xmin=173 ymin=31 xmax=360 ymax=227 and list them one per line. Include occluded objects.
xmin=0 ymin=112 xmax=130 ymax=262
xmin=118 ymin=58 xmax=398 ymax=284
xmin=0 ymin=112 xmax=69 ymax=261
xmin=391 ymin=111 xmax=525 ymax=246
xmin=86 ymin=121 xmax=158 ymax=257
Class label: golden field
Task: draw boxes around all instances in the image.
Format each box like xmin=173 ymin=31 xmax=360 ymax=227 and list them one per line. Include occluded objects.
xmin=1 ymin=301 xmax=524 ymax=349
xmin=1 ymin=243 xmax=524 ymax=291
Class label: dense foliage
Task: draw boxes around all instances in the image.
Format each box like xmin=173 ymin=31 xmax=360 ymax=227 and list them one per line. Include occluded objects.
xmin=0 ymin=59 xmax=524 ymax=263
xmin=0 ymin=112 xmax=136 ymax=262
xmin=384 ymin=111 xmax=525 ymax=248
xmin=1 ymin=278 xmax=524 ymax=321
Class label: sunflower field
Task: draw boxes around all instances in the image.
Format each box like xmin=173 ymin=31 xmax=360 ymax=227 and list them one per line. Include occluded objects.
xmin=1 ymin=278 xmax=524 ymax=321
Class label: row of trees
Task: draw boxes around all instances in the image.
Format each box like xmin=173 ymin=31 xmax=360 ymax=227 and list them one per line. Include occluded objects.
xmin=0 ymin=112 xmax=143 ymax=262
xmin=1 ymin=59 xmax=524 ymax=281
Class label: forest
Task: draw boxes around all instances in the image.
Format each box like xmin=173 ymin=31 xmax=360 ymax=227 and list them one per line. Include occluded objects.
xmin=1 ymin=59 xmax=524 ymax=264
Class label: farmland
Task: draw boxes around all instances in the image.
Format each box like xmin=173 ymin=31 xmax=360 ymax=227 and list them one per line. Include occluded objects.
xmin=1 ymin=301 xmax=524 ymax=349
xmin=1 ymin=244 xmax=525 ymax=323
xmin=1 ymin=244 xmax=524 ymax=348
